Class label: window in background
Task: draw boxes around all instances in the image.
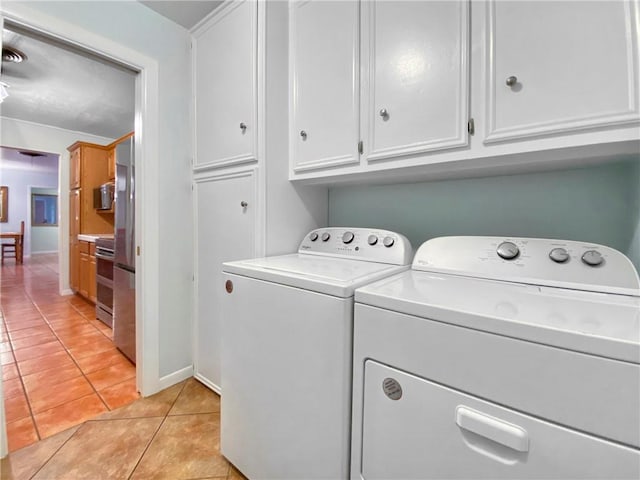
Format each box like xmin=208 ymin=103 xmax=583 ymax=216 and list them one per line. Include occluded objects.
xmin=32 ymin=194 xmax=58 ymax=226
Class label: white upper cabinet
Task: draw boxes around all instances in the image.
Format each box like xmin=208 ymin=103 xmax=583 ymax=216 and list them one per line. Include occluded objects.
xmin=289 ymin=0 xmax=360 ymax=173
xmin=193 ymin=0 xmax=258 ymax=170
xmin=288 ymin=0 xmax=639 ymax=184
xmin=362 ymin=1 xmax=469 ymax=162
xmin=485 ymin=0 xmax=640 ymax=143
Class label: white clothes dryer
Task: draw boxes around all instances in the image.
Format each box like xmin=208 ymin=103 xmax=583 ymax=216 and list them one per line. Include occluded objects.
xmin=351 ymin=236 xmax=640 ymax=479
xmin=221 ymin=227 xmax=412 ymax=480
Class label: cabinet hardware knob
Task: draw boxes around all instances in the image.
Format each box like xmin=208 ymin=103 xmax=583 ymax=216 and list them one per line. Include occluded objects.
xmin=379 ymin=108 xmax=388 ymax=118
xmin=300 ymin=130 xmax=307 ymax=140
xmin=240 ymin=201 xmax=248 ymax=208
xmin=239 ymin=122 xmax=247 ymax=131
xmin=506 ymin=76 xmax=518 ymax=87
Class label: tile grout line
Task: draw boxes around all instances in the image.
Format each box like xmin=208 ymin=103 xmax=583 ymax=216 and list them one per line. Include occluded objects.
xmin=126 ymin=379 xmax=191 ymax=479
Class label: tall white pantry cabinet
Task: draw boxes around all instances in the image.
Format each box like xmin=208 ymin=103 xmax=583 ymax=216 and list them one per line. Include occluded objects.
xmin=192 ymin=0 xmax=327 ymax=393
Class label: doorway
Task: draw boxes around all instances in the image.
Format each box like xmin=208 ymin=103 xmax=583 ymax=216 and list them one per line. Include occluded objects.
xmin=1 ymin=4 xmax=161 ymax=457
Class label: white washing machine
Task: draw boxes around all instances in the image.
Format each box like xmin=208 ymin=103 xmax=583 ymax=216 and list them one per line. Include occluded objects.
xmin=351 ymin=236 xmax=640 ymax=479
xmin=220 ymin=227 xmax=413 ymax=479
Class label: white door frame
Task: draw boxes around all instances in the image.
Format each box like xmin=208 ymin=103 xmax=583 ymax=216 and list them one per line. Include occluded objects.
xmin=0 ymin=6 xmax=161 ymax=400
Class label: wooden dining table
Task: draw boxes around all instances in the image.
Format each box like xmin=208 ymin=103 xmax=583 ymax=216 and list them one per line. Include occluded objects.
xmin=1 ymin=232 xmax=24 ymax=264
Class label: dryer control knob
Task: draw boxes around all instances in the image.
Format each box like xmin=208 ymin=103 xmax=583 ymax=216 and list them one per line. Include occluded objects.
xmin=383 ymin=236 xmax=395 ymax=248
xmin=321 ymin=232 xmax=331 ymax=242
xmin=582 ymin=250 xmax=603 ymax=266
xmin=497 ymin=241 xmax=520 ymax=260
xmin=342 ymin=231 xmax=355 ymax=244
xmin=368 ymin=235 xmax=378 ymax=246
xmin=549 ymin=247 xmax=569 ymax=263
xmin=309 ymin=232 xmax=319 ymax=242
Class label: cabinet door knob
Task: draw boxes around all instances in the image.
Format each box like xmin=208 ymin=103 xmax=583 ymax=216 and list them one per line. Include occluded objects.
xmin=240 ymin=201 xmax=248 ymax=208
xmin=505 ymin=76 xmax=518 ymax=87
xmin=239 ymin=122 xmax=247 ymax=131
xmin=300 ymin=130 xmax=307 ymax=140
xmin=379 ymin=108 xmax=388 ymax=118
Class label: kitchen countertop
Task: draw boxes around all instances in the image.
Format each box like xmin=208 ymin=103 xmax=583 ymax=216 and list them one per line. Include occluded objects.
xmin=78 ymin=234 xmax=114 ymax=243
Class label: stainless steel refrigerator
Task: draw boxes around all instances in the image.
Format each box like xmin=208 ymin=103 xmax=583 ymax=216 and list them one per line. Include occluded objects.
xmin=113 ymin=135 xmax=136 ymax=364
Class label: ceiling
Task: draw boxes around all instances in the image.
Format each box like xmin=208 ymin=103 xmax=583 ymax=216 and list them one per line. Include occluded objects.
xmin=0 ymin=2 xmax=222 ymax=143
xmin=1 ymin=25 xmax=136 ymax=139
xmin=0 ymin=146 xmax=59 ymax=173
xmin=140 ymin=1 xmax=223 ymax=30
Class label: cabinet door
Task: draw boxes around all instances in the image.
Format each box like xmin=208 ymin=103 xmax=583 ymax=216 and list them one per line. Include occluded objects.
xmin=363 ymin=0 xmax=469 ymax=162
xmin=290 ymin=0 xmax=360 ymax=173
xmin=107 ymin=148 xmax=115 ymax=181
xmin=194 ymin=170 xmax=256 ymax=391
xmin=485 ymin=0 xmax=639 ymax=143
xmin=70 ymin=242 xmax=79 ymax=292
xmin=70 ymin=148 xmax=81 ymax=189
xmin=79 ymin=252 xmax=90 ymax=298
xmin=193 ymin=0 xmax=258 ymax=170
xmin=89 ymin=253 xmax=97 ymax=303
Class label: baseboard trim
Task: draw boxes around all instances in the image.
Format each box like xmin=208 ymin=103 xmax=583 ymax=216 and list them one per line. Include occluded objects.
xmin=193 ymin=373 xmax=221 ymax=395
xmin=60 ymin=289 xmax=74 ymax=296
xmin=157 ymin=365 xmax=194 ymax=391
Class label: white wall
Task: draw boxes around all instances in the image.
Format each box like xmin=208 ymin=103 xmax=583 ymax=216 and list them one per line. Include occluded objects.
xmin=0 ymin=152 xmax=59 ymax=256
xmin=2 ymin=1 xmax=194 ymax=380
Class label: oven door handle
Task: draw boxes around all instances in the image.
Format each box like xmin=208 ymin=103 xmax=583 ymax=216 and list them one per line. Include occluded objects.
xmin=95 ymin=252 xmax=115 ymax=261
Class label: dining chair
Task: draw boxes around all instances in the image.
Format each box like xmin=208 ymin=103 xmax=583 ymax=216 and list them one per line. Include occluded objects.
xmin=1 ymin=220 xmax=25 ymax=265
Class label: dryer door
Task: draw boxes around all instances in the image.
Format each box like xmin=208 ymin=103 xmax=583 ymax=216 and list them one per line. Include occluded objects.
xmin=360 ymin=360 xmax=640 ymax=479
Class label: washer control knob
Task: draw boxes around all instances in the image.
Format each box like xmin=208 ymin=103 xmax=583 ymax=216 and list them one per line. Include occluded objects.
xmin=549 ymin=247 xmax=569 ymax=263
xmin=309 ymin=232 xmax=319 ymax=242
xmin=582 ymin=250 xmax=603 ymax=267
xmin=497 ymin=241 xmax=520 ymax=260
xmin=383 ymin=236 xmax=395 ymax=248
xmin=342 ymin=231 xmax=355 ymax=244
xmin=368 ymin=235 xmax=378 ymax=246
xmin=321 ymin=232 xmax=331 ymax=242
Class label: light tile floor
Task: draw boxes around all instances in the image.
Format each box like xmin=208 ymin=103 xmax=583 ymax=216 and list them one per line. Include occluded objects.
xmin=1 ymin=378 xmax=246 ymax=480
xmin=1 ymin=254 xmax=138 ymax=452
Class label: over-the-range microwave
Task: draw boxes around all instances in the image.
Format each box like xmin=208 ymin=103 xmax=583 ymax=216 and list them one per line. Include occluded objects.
xmin=94 ymin=183 xmax=114 ymax=210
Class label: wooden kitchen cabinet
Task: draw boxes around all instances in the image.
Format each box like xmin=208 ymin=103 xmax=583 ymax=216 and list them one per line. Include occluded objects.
xmin=107 ymin=148 xmax=115 ymax=181
xmin=68 ymin=140 xmax=114 ymax=298
xmin=77 ymin=240 xmax=97 ymax=302
xmin=79 ymin=242 xmax=90 ymax=299
xmin=191 ymin=0 xmax=327 ymax=393
xmin=192 ymin=0 xmax=258 ymax=170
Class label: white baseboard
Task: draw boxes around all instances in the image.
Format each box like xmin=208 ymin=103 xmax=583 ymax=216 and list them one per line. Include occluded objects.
xmin=61 ymin=289 xmax=74 ymax=296
xmin=157 ymin=365 xmax=194 ymax=391
xmin=194 ymin=373 xmax=221 ymax=395
xmin=31 ymin=250 xmax=58 ymax=255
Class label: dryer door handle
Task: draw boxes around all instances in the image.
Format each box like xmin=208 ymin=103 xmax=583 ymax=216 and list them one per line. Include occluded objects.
xmin=455 ymin=406 xmax=529 ymax=453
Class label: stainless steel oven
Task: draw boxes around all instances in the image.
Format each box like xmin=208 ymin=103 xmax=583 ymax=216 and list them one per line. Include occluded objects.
xmin=95 ymin=238 xmax=115 ymax=327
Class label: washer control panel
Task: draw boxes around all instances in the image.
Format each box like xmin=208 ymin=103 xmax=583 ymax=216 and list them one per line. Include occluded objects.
xmin=299 ymin=228 xmax=413 ymax=265
xmin=413 ymin=236 xmax=640 ymax=296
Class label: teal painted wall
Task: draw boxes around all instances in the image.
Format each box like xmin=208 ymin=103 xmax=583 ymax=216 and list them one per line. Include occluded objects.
xmin=329 ymin=160 xmax=640 ymax=270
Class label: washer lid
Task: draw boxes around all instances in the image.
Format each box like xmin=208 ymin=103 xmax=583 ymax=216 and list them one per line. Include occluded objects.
xmin=355 ymin=271 xmax=640 ymax=363
xmin=224 ymin=254 xmax=410 ymax=298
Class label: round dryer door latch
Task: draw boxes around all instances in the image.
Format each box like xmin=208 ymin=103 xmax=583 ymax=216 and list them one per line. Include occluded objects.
xmin=225 ymin=280 xmax=233 ymax=294
xmin=382 ymin=377 xmax=403 ymax=400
